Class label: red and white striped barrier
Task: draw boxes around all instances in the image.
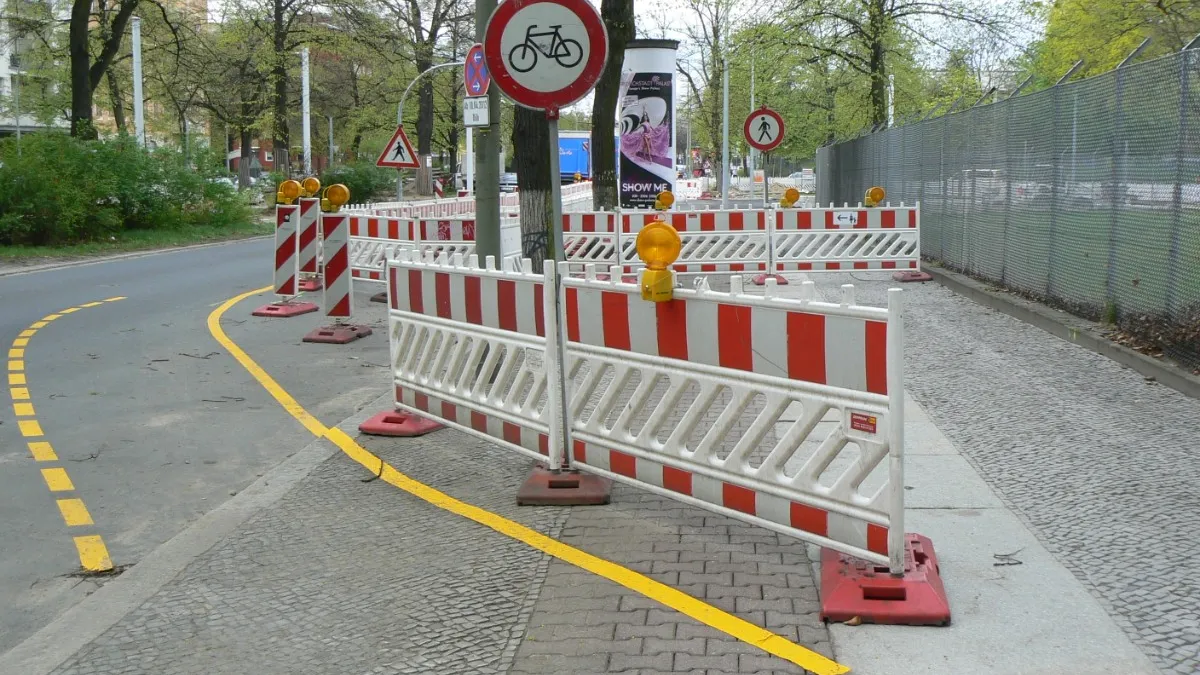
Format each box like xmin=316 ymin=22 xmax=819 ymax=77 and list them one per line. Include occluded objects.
xmin=771 ymin=207 xmax=920 ymax=272
xmin=302 ymin=211 xmax=372 ymax=344
xmin=380 ymin=252 xmax=948 ymax=624
xmin=252 ymin=203 xmax=318 ymax=318
xmin=297 ymin=197 xmax=322 ymax=292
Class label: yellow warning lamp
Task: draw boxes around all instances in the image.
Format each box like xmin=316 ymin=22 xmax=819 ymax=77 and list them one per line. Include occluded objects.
xmin=652 ymin=189 xmax=675 ymax=212
xmin=864 ymin=186 xmax=886 ymax=207
xmin=574 ymin=172 xmax=582 ymax=183
xmin=301 ymin=176 xmax=321 ymax=198
xmin=276 ymin=179 xmax=302 ymax=205
xmin=321 ymin=183 xmax=351 ymax=213
xmin=636 ymin=218 xmax=681 ymax=303
xmin=780 ymin=187 xmax=800 ymax=208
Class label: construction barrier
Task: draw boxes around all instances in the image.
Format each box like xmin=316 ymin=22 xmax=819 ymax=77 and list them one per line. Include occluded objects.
xmin=297 ymin=197 xmax=322 ymax=292
xmin=252 ymin=202 xmax=319 ymax=317
xmin=772 ymin=207 xmax=920 ymax=272
xmin=302 ymin=210 xmax=373 ymax=344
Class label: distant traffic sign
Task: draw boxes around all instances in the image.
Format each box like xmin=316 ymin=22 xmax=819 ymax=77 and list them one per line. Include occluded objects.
xmin=376 ymin=125 xmax=419 ymax=169
xmin=483 ymin=0 xmax=608 ymax=111
xmin=464 ymin=43 xmax=491 ymax=97
xmin=744 ymin=107 xmax=784 ymax=153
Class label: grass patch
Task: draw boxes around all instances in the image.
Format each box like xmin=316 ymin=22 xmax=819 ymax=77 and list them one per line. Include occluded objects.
xmin=0 ymin=218 xmax=274 ymax=263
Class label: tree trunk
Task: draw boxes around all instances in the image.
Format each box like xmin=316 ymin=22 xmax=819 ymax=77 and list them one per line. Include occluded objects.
xmin=414 ymin=53 xmax=434 ymax=196
xmin=512 ymin=107 xmax=552 ymax=270
xmin=69 ymin=0 xmax=95 ymax=138
xmin=238 ymin=126 xmax=253 ymax=189
xmin=272 ymin=0 xmax=290 ymax=177
xmin=867 ymin=0 xmax=888 ymax=127
xmin=107 ymin=68 xmax=127 ymax=135
xmin=590 ymin=0 xmax=634 ymax=209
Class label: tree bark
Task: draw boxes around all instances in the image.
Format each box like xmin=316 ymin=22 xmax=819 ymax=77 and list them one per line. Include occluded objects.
xmin=107 ymin=68 xmax=127 ymax=135
xmin=238 ymin=126 xmax=253 ymax=189
xmin=272 ymin=0 xmax=291 ymax=177
xmin=867 ymin=0 xmax=888 ymax=127
xmin=512 ymin=107 xmax=552 ymax=269
xmin=414 ymin=51 xmax=434 ymax=196
xmin=69 ymin=0 xmax=95 ymax=137
xmin=589 ymin=0 xmax=634 ymax=209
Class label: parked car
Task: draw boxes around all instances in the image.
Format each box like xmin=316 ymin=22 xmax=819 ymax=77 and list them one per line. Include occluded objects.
xmin=499 ymin=172 xmax=518 ymax=192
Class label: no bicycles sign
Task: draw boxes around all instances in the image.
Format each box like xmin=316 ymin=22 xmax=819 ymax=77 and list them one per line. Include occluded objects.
xmin=483 ymin=0 xmax=608 ymax=112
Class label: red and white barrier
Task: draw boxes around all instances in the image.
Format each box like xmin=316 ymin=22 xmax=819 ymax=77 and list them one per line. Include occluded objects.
xmin=297 ymin=197 xmax=322 ymax=292
xmin=301 ymin=211 xmax=372 ymax=344
xmin=252 ymin=203 xmax=319 ymax=318
xmin=771 ymin=206 xmax=920 ymax=273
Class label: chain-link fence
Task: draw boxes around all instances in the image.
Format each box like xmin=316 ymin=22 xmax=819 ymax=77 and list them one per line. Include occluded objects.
xmin=817 ymin=49 xmax=1200 ymax=372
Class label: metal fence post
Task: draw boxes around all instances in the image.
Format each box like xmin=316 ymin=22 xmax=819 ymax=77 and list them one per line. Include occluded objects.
xmin=1106 ymin=40 xmax=1150 ymax=310
xmin=939 ymin=115 xmax=949 ymax=261
xmin=1166 ymin=44 xmax=1196 ymax=317
xmin=1002 ymin=84 xmax=1014 ymax=284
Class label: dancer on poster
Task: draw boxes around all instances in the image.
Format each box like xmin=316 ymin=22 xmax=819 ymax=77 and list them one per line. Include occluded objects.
xmin=618 ymin=72 xmax=675 ymax=208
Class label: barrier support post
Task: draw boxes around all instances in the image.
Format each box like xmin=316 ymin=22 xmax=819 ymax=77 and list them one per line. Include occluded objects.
xmin=252 ymin=192 xmax=320 ymax=318
xmin=297 ymin=192 xmax=323 ymax=292
xmin=752 ymin=206 xmax=789 ymax=286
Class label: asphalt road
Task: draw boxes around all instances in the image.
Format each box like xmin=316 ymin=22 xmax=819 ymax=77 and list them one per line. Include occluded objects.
xmin=0 ymin=239 xmax=391 ymax=654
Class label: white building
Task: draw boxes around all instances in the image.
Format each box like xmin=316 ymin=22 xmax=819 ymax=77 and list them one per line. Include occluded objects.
xmin=0 ymin=0 xmax=69 ymax=137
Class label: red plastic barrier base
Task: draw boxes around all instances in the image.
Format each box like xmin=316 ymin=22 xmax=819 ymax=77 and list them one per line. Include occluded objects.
xmin=820 ymin=533 xmax=951 ymax=626
xmin=751 ymin=273 xmax=790 ymax=286
xmin=892 ymin=270 xmax=934 ymax=283
xmin=370 ymin=291 xmax=388 ymax=304
xmin=516 ymin=465 xmax=612 ymax=506
xmin=358 ymin=411 xmax=443 ymax=437
xmin=302 ymin=324 xmax=373 ymax=344
xmin=251 ymin=301 xmax=319 ymax=318
xmin=297 ymin=277 xmax=322 ymax=292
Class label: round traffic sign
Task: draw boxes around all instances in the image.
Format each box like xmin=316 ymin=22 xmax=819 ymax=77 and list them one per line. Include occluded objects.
xmin=744 ymin=107 xmax=785 ymax=153
xmin=483 ymin=0 xmax=608 ymax=111
xmin=464 ymin=43 xmax=491 ymax=97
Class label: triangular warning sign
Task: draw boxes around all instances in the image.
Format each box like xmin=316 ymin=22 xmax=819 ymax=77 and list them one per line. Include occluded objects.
xmin=376 ymin=125 xmax=419 ymax=169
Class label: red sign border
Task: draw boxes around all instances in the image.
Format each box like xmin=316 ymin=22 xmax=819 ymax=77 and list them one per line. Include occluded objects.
xmin=376 ymin=125 xmax=420 ymax=169
xmin=464 ymin=43 xmax=491 ymax=97
xmin=744 ymin=106 xmax=785 ymax=153
xmin=483 ymin=0 xmax=609 ymax=112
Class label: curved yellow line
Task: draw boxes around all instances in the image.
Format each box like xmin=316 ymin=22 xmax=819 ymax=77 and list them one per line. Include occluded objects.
xmin=207 ymin=286 xmax=851 ymax=675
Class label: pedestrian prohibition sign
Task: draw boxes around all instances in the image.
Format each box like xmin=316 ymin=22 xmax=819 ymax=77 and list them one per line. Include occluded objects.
xmin=483 ymin=0 xmax=608 ymax=111
xmin=744 ymin=106 xmax=785 ymax=153
xmin=464 ymin=43 xmax=491 ymax=97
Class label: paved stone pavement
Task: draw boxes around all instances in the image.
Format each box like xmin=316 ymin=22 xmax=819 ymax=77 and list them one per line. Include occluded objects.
xmin=806 ymin=271 xmax=1200 ymax=675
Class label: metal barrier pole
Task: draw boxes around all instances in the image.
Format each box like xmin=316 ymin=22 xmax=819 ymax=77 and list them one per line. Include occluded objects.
xmin=886 ymin=287 xmax=906 ymax=576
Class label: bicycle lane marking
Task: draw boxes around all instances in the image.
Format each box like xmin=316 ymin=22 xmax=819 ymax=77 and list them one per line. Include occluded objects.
xmin=8 ymin=296 xmax=128 ymax=573
xmin=208 ymin=286 xmax=851 ymax=675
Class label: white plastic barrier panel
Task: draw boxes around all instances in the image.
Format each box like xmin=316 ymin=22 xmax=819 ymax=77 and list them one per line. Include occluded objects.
xmin=349 ymin=215 xmax=416 ymax=282
xmin=772 ymin=207 xmax=920 ymax=272
xmin=386 ymin=252 xmax=564 ymax=467
xmin=559 ymin=271 xmax=906 ymax=571
xmin=621 ymin=210 xmax=770 ymax=273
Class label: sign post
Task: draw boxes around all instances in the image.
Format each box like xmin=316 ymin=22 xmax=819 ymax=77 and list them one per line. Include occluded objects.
xmin=483 ymin=0 xmax=608 ymax=263
xmin=744 ymin=106 xmax=784 ymax=209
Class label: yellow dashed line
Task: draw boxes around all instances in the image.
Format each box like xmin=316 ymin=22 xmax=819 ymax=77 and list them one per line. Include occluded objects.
xmin=73 ymin=536 xmax=113 ymax=572
xmin=12 ymin=298 xmax=123 ymax=575
xmin=207 ymin=287 xmax=851 ymax=675
xmin=57 ymin=499 xmax=94 ymax=526
xmin=28 ymin=441 xmax=57 ymax=461
xmin=41 ymin=467 xmax=74 ymax=491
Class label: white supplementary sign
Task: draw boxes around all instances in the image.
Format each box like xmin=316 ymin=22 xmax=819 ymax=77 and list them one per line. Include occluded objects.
xmin=833 ymin=211 xmax=859 ymax=226
xmin=464 ymin=96 xmax=490 ymax=127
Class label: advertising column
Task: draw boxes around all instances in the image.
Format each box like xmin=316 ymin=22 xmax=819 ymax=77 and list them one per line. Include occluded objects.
xmin=618 ymin=39 xmax=679 ymax=209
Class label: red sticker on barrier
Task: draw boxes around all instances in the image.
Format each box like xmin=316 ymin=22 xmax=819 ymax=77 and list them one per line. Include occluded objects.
xmin=850 ymin=412 xmax=878 ymax=434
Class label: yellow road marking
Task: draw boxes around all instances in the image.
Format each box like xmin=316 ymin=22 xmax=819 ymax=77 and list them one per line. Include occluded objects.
xmin=29 ymin=441 xmax=57 ymax=461
xmin=60 ymin=308 xmax=79 ymax=314
xmin=30 ymin=321 xmax=48 ymax=328
xmin=13 ymin=402 xmax=35 ymax=416
xmin=9 ymin=373 xmax=25 ymax=385
xmin=13 ymin=337 xmax=28 ymax=347
xmin=57 ymin=499 xmax=94 ymax=526
xmin=18 ymin=419 xmax=43 ymax=437
xmin=8 ymin=360 xmax=24 ymax=371
xmin=208 ymin=287 xmax=850 ymax=675
xmin=42 ymin=314 xmax=61 ymax=321
xmin=73 ymin=536 xmax=113 ymax=572
xmin=9 ymin=348 xmax=24 ymax=358
xmin=79 ymin=302 xmax=103 ymax=308
xmin=41 ymin=467 xmax=74 ymax=491
xmin=103 ymin=296 xmax=127 ymax=302
xmin=11 ymin=387 xmax=29 ymax=400
xmin=19 ymin=329 xmax=36 ymax=337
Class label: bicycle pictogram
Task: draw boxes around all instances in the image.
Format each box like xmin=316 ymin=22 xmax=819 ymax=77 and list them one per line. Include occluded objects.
xmin=508 ymin=24 xmax=583 ymax=73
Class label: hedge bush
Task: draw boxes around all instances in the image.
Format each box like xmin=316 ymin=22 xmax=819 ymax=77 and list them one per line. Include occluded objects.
xmin=320 ymin=162 xmax=396 ymax=204
xmin=0 ymin=134 xmax=252 ymax=246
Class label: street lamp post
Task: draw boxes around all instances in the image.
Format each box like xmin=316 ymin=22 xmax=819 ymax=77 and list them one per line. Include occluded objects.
xmin=395 ymin=61 xmax=465 ymax=202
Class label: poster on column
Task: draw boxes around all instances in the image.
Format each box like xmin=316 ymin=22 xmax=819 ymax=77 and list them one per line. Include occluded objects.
xmin=618 ymin=40 xmax=678 ymax=210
